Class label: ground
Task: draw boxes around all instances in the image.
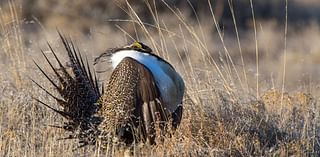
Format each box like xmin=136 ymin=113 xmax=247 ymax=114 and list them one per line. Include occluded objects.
xmin=1 ymin=0 xmax=320 ymax=156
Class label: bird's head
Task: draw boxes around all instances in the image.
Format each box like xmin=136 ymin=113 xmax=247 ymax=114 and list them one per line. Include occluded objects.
xmin=94 ymin=42 xmax=152 ymax=66
xmin=124 ymin=42 xmax=153 ymax=53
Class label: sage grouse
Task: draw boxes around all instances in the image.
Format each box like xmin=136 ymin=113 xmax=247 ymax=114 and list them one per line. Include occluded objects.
xmin=33 ymin=34 xmax=185 ymax=147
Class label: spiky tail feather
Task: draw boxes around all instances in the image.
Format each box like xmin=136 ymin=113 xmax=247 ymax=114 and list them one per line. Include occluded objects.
xmin=33 ymin=32 xmax=102 ymax=146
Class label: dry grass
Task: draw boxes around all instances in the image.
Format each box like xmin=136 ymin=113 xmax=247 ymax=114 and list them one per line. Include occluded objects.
xmin=1 ymin=0 xmax=320 ymax=156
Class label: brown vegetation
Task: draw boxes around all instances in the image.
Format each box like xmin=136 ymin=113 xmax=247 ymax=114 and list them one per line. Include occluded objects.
xmin=1 ymin=0 xmax=320 ymax=156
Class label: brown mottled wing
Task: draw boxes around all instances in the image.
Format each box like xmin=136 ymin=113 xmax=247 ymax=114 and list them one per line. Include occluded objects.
xmin=100 ymin=57 xmax=168 ymax=144
xmin=33 ymin=33 xmax=101 ymax=145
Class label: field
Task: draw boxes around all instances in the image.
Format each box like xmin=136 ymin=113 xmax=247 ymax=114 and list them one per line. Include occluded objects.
xmin=1 ymin=0 xmax=320 ymax=156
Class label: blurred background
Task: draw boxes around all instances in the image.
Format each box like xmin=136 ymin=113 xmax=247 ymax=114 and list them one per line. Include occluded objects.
xmin=1 ymin=1 xmax=320 ymax=156
xmin=1 ymin=0 xmax=320 ymax=94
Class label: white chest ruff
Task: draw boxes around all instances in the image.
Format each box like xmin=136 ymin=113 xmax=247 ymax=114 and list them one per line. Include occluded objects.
xmin=111 ymin=50 xmax=184 ymax=112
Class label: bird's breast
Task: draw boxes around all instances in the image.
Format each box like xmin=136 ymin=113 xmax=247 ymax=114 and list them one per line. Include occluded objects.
xmin=111 ymin=50 xmax=184 ymax=112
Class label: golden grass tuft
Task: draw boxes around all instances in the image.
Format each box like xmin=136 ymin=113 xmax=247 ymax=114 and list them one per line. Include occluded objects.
xmin=0 ymin=0 xmax=26 ymax=87
xmin=1 ymin=0 xmax=320 ymax=156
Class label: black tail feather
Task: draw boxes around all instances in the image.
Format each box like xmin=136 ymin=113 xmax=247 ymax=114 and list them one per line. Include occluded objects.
xmin=32 ymin=32 xmax=102 ymax=147
xmin=33 ymin=60 xmax=60 ymax=90
xmin=40 ymin=49 xmax=69 ymax=89
xmin=31 ymin=79 xmax=66 ymax=105
xmin=46 ymin=43 xmax=73 ymax=84
xmin=32 ymin=96 xmax=71 ymax=119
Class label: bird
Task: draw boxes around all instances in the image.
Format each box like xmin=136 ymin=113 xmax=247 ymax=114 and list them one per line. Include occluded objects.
xmin=33 ymin=33 xmax=185 ymax=147
xmin=95 ymin=41 xmax=185 ymax=144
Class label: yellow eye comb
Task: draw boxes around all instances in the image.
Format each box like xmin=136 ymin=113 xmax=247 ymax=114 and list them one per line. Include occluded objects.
xmin=132 ymin=42 xmax=142 ymax=49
